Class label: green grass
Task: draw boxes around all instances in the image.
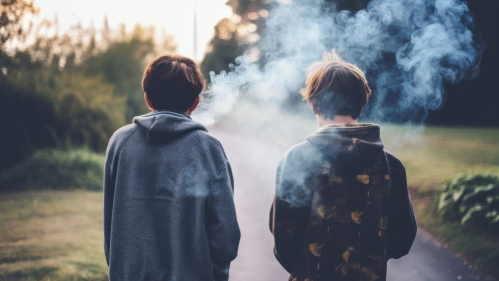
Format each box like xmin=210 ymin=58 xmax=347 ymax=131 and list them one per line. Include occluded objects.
xmin=0 ymin=190 xmax=108 ymax=281
xmin=381 ymin=125 xmax=499 ymax=192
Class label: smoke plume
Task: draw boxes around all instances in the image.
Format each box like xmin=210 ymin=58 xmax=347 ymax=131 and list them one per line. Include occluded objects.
xmin=193 ymin=0 xmax=483 ymax=125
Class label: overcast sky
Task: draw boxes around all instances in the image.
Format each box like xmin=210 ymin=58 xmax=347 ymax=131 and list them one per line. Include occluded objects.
xmin=35 ymin=0 xmax=232 ymax=61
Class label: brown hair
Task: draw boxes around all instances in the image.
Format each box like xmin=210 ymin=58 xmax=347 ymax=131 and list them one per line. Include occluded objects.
xmin=302 ymin=51 xmax=371 ymax=120
xmin=142 ymin=55 xmax=204 ymax=111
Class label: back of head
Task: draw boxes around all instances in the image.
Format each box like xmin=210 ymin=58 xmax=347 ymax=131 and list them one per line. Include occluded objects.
xmin=142 ymin=55 xmax=204 ymax=112
xmin=302 ymin=51 xmax=371 ymax=120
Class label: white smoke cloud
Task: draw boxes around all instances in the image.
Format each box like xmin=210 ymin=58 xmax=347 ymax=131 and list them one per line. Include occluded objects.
xmin=193 ymin=0 xmax=483 ymax=126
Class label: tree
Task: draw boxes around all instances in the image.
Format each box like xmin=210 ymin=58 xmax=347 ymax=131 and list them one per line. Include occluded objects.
xmin=0 ymin=14 xmax=177 ymax=171
xmin=200 ymin=0 xmax=268 ymax=79
xmin=83 ymin=24 xmax=158 ymax=121
xmin=0 ymin=25 xmax=126 ymax=171
xmin=0 ymin=0 xmax=38 ymax=45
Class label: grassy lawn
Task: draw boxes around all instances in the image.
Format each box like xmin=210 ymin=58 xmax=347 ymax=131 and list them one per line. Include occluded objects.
xmin=382 ymin=125 xmax=499 ymax=192
xmin=0 ymin=190 xmax=107 ymax=281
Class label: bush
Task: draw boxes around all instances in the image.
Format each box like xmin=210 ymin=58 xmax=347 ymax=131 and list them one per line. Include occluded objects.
xmin=0 ymin=48 xmax=126 ymax=171
xmin=0 ymin=149 xmax=105 ymax=191
xmin=437 ymin=170 xmax=499 ymax=230
xmin=0 ymin=21 xmax=173 ymax=172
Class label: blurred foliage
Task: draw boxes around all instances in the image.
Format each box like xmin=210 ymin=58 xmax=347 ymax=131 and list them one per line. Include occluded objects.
xmin=199 ymin=0 xmax=380 ymax=112
xmin=84 ymin=22 xmax=176 ymax=120
xmin=200 ymin=0 xmax=369 ymax=88
xmin=0 ymin=149 xmax=105 ymax=191
xmin=200 ymin=0 xmax=268 ymax=79
xmin=0 ymin=47 xmax=123 ymax=170
xmin=200 ymin=18 xmax=240 ymax=81
xmin=437 ymin=170 xmax=499 ymax=231
xmin=0 ymin=4 xmax=176 ymax=171
xmin=0 ymin=0 xmax=38 ymax=45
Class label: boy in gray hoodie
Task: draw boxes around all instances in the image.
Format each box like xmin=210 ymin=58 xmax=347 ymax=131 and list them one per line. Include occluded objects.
xmin=104 ymin=55 xmax=240 ymax=281
xmin=270 ymin=52 xmax=417 ymax=281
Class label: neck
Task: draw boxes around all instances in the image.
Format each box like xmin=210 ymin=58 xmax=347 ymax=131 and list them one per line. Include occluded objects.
xmin=316 ymin=115 xmax=358 ymax=127
xmin=149 ymin=108 xmax=191 ymax=116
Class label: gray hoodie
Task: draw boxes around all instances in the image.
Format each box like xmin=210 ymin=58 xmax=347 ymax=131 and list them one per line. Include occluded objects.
xmin=104 ymin=110 xmax=240 ymax=281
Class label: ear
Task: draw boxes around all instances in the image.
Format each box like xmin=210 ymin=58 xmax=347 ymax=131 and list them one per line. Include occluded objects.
xmin=186 ymin=96 xmax=200 ymax=115
xmin=144 ymin=93 xmax=155 ymax=111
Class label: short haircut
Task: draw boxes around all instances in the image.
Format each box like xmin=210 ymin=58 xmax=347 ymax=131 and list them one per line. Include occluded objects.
xmin=142 ymin=55 xmax=204 ymax=111
xmin=302 ymin=51 xmax=371 ymax=120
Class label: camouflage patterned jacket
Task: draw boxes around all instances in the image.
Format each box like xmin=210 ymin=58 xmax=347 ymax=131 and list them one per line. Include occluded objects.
xmin=270 ymin=124 xmax=417 ymax=281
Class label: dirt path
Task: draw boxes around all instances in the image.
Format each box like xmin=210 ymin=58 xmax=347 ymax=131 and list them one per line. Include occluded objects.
xmin=210 ymin=128 xmax=489 ymax=281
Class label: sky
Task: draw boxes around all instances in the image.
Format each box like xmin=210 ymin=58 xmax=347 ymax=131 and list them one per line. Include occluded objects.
xmin=35 ymin=0 xmax=233 ymax=61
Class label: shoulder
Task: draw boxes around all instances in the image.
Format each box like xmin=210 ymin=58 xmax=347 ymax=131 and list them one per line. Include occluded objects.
xmin=192 ymin=130 xmax=228 ymax=175
xmin=110 ymin=123 xmax=139 ymax=143
xmin=114 ymin=123 xmax=138 ymax=135
xmin=194 ymin=130 xmax=226 ymax=157
xmin=385 ymin=150 xmax=405 ymax=171
xmin=280 ymin=140 xmax=323 ymax=172
xmin=284 ymin=140 xmax=320 ymax=159
xmin=195 ymin=130 xmax=223 ymax=145
xmin=107 ymin=124 xmax=139 ymax=152
xmin=384 ymin=150 xmax=407 ymax=190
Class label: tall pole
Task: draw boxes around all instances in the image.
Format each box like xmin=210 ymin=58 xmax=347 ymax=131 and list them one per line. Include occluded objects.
xmin=193 ymin=0 xmax=198 ymax=60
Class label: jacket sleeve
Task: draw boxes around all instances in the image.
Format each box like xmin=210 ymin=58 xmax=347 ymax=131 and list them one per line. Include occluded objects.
xmin=387 ymin=164 xmax=417 ymax=259
xmin=205 ymin=162 xmax=241 ymax=281
xmin=270 ymin=158 xmax=312 ymax=274
xmin=103 ymin=136 xmax=118 ymax=266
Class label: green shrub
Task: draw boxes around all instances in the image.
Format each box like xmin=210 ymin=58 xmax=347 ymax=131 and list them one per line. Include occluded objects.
xmin=437 ymin=169 xmax=499 ymax=230
xmin=0 ymin=149 xmax=105 ymax=191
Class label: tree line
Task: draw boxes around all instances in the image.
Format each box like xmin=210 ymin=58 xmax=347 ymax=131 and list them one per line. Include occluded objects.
xmin=0 ymin=0 xmax=176 ymax=171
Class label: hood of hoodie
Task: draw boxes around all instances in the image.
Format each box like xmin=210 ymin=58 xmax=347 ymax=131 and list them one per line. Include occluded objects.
xmin=133 ymin=110 xmax=207 ymax=142
xmin=306 ymin=124 xmax=384 ymax=172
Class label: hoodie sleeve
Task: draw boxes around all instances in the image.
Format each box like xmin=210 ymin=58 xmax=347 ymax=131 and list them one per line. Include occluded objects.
xmin=103 ymin=125 xmax=137 ymax=266
xmin=270 ymin=157 xmax=313 ymax=274
xmin=205 ymin=162 xmax=241 ymax=281
xmin=387 ymin=162 xmax=417 ymax=259
xmin=103 ymin=135 xmax=118 ymax=266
